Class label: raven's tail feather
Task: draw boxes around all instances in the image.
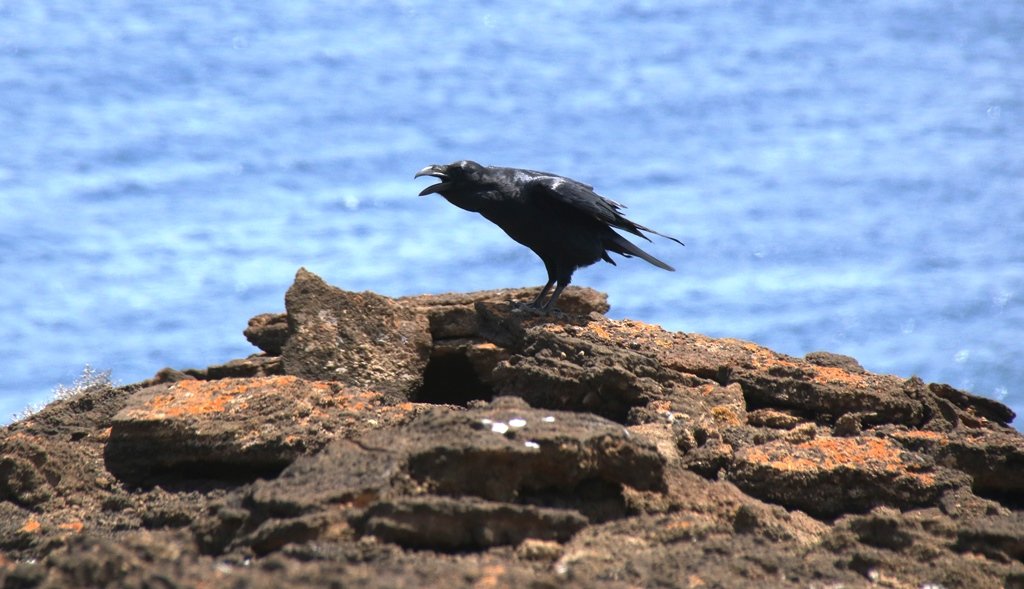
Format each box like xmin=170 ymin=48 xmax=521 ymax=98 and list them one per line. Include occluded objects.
xmin=607 ymin=235 xmax=675 ymax=272
xmin=636 ymin=223 xmax=685 ymax=247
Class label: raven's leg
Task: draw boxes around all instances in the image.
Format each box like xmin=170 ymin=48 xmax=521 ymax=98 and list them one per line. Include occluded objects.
xmin=542 ymin=276 xmax=571 ymax=311
xmin=530 ymin=279 xmax=555 ymax=308
xmin=530 ymin=261 xmax=558 ymax=308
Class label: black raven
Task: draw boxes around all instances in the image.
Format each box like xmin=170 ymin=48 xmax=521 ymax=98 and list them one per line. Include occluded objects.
xmin=415 ymin=160 xmax=684 ymax=311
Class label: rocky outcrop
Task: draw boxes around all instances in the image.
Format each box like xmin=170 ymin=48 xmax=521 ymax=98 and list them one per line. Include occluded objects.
xmin=280 ymin=269 xmax=433 ymax=398
xmin=2 ymin=268 xmax=1022 ymax=588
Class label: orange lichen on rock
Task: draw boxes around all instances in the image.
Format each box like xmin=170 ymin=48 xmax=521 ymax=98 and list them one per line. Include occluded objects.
xmin=19 ymin=517 xmax=41 ymax=534
xmin=586 ymin=322 xmax=613 ymax=340
xmin=710 ymin=405 xmax=743 ymax=426
xmin=746 ymin=347 xmax=798 ymax=372
xmin=731 ymin=434 xmax=955 ymax=517
xmin=745 ymin=346 xmax=867 ymax=389
xmin=742 ymin=447 xmax=818 ymax=473
xmin=473 ymin=564 xmax=507 ymax=589
xmin=733 ymin=339 xmax=766 ymax=355
xmin=743 ymin=436 xmax=915 ymax=475
xmin=538 ymin=323 xmax=566 ymax=335
xmin=808 ymin=437 xmax=911 ymax=472
xmin=343 ymin=391 xmax=385 ymax=413
xmin=392 ymin=402 xmax=415 ymax=413
xmin=144 ymin=387 xmax=240 ymax=418
xmin=138 ymin=377 xmax=361 ymax=419
xmin=579 ymin=319 xmax=675 ymax=353
xmin=615 ymin=319 xmax=675 ymax=348
xmin=106 ymin=376 xmax=417 ymax=483
xmin=891 ymin=430 xmax=950 ymax=444
xmin=665 ymin=518 xmax=695 ymax=532
xmin=649 ymin=399 xmax=672 ymax=413
xmin=145 ymin=377 xmax=294 ymax=417
xmin=58 ymin=520 xmax=84 ymax=533
xmin=807 ymin=364 xmax=866 ymax=387
xmin=173 ymin=375 xmax=303 ymax=396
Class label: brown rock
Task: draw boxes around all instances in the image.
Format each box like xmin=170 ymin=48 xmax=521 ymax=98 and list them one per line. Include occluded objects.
xmin=281 ymin=268 xmax=432 ymax=398
xmin=823 ymin=506 xmax=1024 ymax=588
xmin=940 ymin=428 xmax=1024 ymax=506
xmin=104 ymin=376 xmax=424 ymax=485
xmin=4 ymin=280 xmax=1024 ymax=589
xmin=804 ymin=351 xmax=866 ymax=373
xmin=880 ymin=426 xmax=1024 ymax=507
xmin=746 ymin=408 xmax=806 ymax=430
xmin=488 ymin=316 xmax=747 ymax=427
xmin=244 ymin=312 xmax=289 ymax=356
xmin=399 ymin=285 xmax=610 ymax=327
xmin=954 ymin=512 xmax=1024 ymax=563
xmin=204 ymin=354 xmax=284 ymax=379
xmin=217 ymin=401 xmax=664 ymax=555
xmin=361 ymin=497 xmax=588 ymax=551
xmin=517 ymin=538 xmax=564 ymax=561
xmin=0 ymin=449 xmax=53 ymax=508
xmin=929 ymin=381 xmax=1017 ymax=425
xmin=729 ymin=435 xmax=970 ymax=518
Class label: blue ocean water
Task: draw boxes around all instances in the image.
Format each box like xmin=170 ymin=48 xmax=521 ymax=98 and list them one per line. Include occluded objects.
xmin=1 ymin=1 xmax=1021 ymax=426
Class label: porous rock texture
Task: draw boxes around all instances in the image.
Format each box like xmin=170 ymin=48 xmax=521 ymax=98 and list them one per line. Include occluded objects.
xmin=2 ymin=268 xmax=1022 ymax=588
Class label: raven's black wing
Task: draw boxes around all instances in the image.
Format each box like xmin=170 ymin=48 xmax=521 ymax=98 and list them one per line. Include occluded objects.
xmin=513 ymin=168 xmax=597 ymax=191
xmin=523 ymin=175 xmax=684 ymax=246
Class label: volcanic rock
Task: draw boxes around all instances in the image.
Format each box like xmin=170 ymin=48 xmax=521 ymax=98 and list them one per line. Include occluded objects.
xmin=2 ymin=269 xmax=1022 ymax=589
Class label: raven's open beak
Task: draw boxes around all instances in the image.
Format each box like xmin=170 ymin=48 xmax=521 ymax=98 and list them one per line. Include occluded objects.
xmin=415 ymin=164 xmax=450 ymax=196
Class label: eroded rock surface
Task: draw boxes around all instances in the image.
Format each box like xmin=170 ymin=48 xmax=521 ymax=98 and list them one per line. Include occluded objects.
xmin=104 ymin=376 xmax=429 ymax=485
xmin=2 ymin=269 xmax=1022 ymax=589
xmin=281 ymin=268 xmax=432 ymax=398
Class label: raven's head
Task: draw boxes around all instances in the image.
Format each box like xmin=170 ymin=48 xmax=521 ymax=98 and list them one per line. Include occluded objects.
xmin=414 ymin=160 xmax=485 ymax=196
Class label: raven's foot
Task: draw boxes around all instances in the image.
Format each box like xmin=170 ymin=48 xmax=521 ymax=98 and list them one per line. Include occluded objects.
xmin=510 ymin=300 xmax=547 ymax=314
xmin=509 ymin=300 xmax=568 ymax=318
xmin=544 ymin=307 xmax=569 ymax=320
